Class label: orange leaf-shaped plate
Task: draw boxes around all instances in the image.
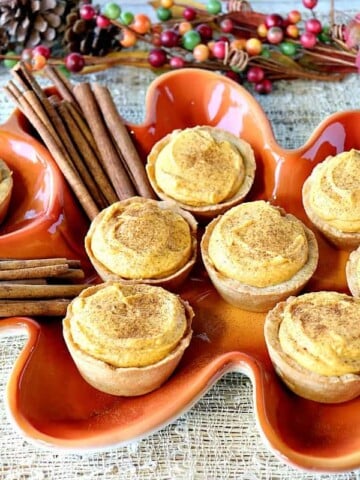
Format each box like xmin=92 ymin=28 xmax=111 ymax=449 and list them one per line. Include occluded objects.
xmin=1 ymin=69 xmax=360 ymax=472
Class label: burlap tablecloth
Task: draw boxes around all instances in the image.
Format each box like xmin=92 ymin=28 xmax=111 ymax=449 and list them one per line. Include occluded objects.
xmin=0 ymin=58 xmax=360 ymax=480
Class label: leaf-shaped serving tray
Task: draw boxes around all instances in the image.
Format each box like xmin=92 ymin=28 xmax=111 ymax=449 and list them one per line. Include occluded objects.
xmin=0 ymin=69 xmax=359 ymax=473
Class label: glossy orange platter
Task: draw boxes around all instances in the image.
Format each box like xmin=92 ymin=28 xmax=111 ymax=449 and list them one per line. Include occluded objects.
xmin=1 ymin=69 xmax=360 ymax=472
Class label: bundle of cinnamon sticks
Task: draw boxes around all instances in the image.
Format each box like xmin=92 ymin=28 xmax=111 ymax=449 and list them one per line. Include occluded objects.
xmin=4 ymin=63 xmax=155 ymax=221
xmin=0 ymin=257 xmax=90 ymax=317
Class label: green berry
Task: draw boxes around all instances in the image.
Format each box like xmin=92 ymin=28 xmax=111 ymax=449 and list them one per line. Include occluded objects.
xmin=279 ymin=41 xmax=297 ymax=56
xmin=156 ymin=7 xmax=172 ymax=21
xmin=103 ymin=2 xmax=121 ymax=20
xmin=3 ymin=51 xmax=18 ymax=69
xmin=206 ymin=0 xmax=222 ymax=15
xmin=119 ymin=11 xmax=134 ymax=25
xmin=260 ymin=47 xmax=271 ymax=58
xmin=318 ymin=26 xmax=331 ymax=43
xmin=182 ymin=30 xmax=201 ymax=51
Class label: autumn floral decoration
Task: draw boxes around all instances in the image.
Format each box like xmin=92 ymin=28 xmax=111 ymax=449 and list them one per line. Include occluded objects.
xmin=0 ymin=0 xmax=359 ymax=94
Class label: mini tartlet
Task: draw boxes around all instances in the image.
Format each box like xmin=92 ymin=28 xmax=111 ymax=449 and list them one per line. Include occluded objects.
xmin=346 ymin=246 xmax=360 ymax=297
xmin=264 ymin=291 xmax=360 ymax=403
xmin=85 ymin=196 xmax=197 ymax=290
xmin=63 ymin=281 xmax=194 ymax=396
xmin=201 ymin=201 xmax=319 ymax=312
xmin=146 ymin=126 xmax=256 ymax=220
xmin=0 ymin=158 xmax=13 ymax=225
xmin=302 ymin=149 xmax=360 ymax=249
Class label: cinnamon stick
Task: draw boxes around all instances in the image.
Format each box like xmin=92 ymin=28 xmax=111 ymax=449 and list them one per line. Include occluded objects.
xmin=0 ymin=264 xmax=69 ymax=280
xmin=55 ymin=268 xmax=85 ymax=282
xmin=66 ymin=101 xmax=102 ymax=159
xmin=0 ymin=299 xmax=70 ymax=317
xmin=56 ymin=100 xmax=118 ymax=206
xmin=0 ymin=279 xmax=48 ymax=285
xmin=73 ymin=82 xmax=136 ymax=200
xmin=4 ymin=85 xmax=100 ymax=220
xmin=43 ymin=64 xmax=79 ymax=108
xmin=49 ymin=95 xmax=107 ymax=209
xmin=0 ymin=258 xmax=70 ymax=270
xmin=0 ymin=283 xmax=88 ymax=299
xmin=92 ymin=83 xmax=155 ymax=199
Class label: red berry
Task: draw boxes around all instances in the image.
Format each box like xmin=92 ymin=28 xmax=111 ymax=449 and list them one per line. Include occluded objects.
xmin=160 ymin=29 xmax=179 ymax=47
xmin=170 ymin=56 xmax=185 ymax=68
xmin=220 ymin=18 xmax=233 ymax=33
xmin=255 ymin=78 xmax=272 ymax=94
xmin=247 ymin=66 xmax=265 ymax=83
xmin=305 ymin=18 xmax=322 ymax=34
xmin=196 ymin=23 xmax=213 ymax=42
xmin=265 ymin=13 xmax=284 ymax=29
xmin=302 ymin=0 xmax=318 ymax=9
xmin=300 ymin=31 xmax=317 ymax=48
xmin=267 ymin=26 xmax=284 ymax=44
xmin=217 ymin=35 xmax=230 ymax=44
xmin=80 ymin=4 xmax=96 ymax=20
xmin=96 ymin=14 xmax=111 ymax=28
xmin=65 ymin=52 xmax=85 ymax=73
xmin=224 ymin=70 xmax=241 ymax=83
xmin=32 ymin=45 xmax=51 ymax=59
xmin=148 ymin=48 xmax=167 ymax=67
xmin=183 ymin=7 xmax=196 ymax=21
xmin=212 ymin=41 xmax=226 ymax=59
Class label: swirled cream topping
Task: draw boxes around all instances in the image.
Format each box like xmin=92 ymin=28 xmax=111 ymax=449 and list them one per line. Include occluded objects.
xmin=307 ymin=149 xmax=360 ymax=232
xmin=89 ymin=198 xmax=193 ymax=279
xmin=278 ymin=291 xmax=360 ymax=376
xmin=208 ymin=201 xmax=308 ymax=287
xmin=0 ymin=159 xmax=12 ymax=203
xmin=68 ymin=282 xmax=188 ymax=368
xmin=153 ymin=127 xmax=245 ymax=206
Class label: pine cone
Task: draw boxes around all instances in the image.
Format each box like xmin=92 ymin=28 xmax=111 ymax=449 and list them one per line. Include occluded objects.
xmin=0 ymin=26 xmax=9 ymax=53
xmin=63 ymin=5 xmax=121 ymax=56
xmin=0 ymin=0 xmax=79 ymax=49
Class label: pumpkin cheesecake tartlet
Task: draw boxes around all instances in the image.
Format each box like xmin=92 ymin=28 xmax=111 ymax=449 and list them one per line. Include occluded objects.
xmin=302 ymin=149 xmax=360 ymax=249
xmin=63 ymin=281 xmax=194 ymax=396
xmin=264 ymin=291 xmax=360 ymax=403
xmin=85 ymin=196 xmax=197 ymax=290
xmin=201 ymin=201 xmax=319 ymax=312
xmin=346 ymin=246 xmax=360 ymax=297
xmin=146 ymin=126 xmax=256 ymax=220
xmin=0 ymin=158 xmax=13 ymax=225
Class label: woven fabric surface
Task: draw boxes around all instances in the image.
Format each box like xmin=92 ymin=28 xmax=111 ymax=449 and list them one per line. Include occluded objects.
xmin=0 ymin=64 xmax=360 ymax=480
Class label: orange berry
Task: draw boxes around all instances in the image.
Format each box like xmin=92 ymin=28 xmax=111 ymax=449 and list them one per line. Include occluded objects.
xmin=178 ymin=21 xmax=192 ymax=35
xmin=120 ymin=28 xmax=137 ymax=47
xmin=161 ymin=0 xmax=174 ymax=7
xmin=245 ymin=37 xmax=262 ymax=56
xmin=257 ymin=23 xmax=268 ymax=38
xmin=31 ymin=53 xmax=47 ymax=70
xmin=286 ymin=24 xmax=299 ymax=38
xmin=131 ymin=14 xmax=151 ymax=34
xmin=230 ymin=38 xmax=247 ymax=50
xmin=193 ymin=44 xmax=210 ymax=62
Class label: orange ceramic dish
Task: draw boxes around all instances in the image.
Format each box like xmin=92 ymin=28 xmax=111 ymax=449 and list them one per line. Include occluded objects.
xmin=1 ymin=69 xmax=360 ymax=473
xmin=0 ymin=110 xmax=90 ymax=266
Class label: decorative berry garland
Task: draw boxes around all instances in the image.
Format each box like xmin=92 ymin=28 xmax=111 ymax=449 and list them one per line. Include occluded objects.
xmin=1 ymin=0 xmax=359 ymax=94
